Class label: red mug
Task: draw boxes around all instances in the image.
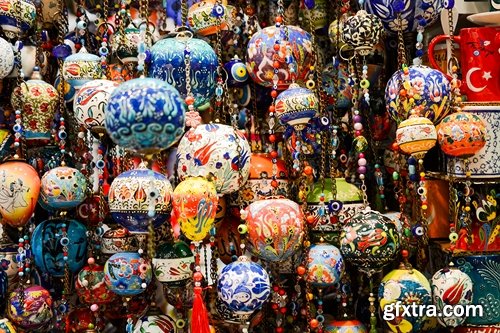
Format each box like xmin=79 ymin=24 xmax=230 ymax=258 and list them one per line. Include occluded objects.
xmin=428 ymin=27 xmax=500 ymax=102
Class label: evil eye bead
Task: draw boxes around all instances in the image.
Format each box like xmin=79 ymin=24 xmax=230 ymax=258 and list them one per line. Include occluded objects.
xmin=413 ymin=225 xmax=424 ymax=237
xmin=231 ymin=63 xmax=248 ymax=83
xmin=212 ymin=4 xmax=225 ymax=17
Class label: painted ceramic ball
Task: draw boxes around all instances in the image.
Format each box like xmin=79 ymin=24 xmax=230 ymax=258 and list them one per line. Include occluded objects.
xmin=110 ymin=25 xmax=141 ymax=63
xmin=62 ymin=47 xmax=103 ymax=92
xmin=149 ymin=36 xmax=218 ymax=110
xmin=108 ymin=164 xmax=173 ymax=233
xmin=172 ymin=177 xmax=219 ymax=242
xmin=322 ymin=63 xmax=352 ymax=109
xmin=153 ymin=241 xmax=194 ymax=287
xmin=217 ymin=256 xmax=271 ymax=315
xmin=105 ymin=77 xmax=186 ymax=154
xmin=437 ymin=112 xmax=487 ymax=158
xmin=386 ymin=65 xmax=451 ymax=124
xmin=67 ymin=307 xmax=105 ymax=332
xmin=101 ymin=227 xmax=139 ymax=255
xmin=0 ymin=243 xmax=20 ymax=288
xmin=0 ymin=318 xmax=16 ymax=333
xmin=104 ymin=252 xmax=153 ymax=296
xmin=215 ymin=215 xmax=243 ymax=265
xmin=275 ymin=83 xmax=319 ymax=128
xmin=74 ymin=79 xmax=120 ymax=134
xmin=11 ymin=69 xmax=58 ymax=146
xmin=224 ymin=56 xmax=249 ymax=87
xmin=245 ymin=198 xmax=304 ymax=262
xmin=134 ymin=314 xmax=177 ymax=333
xmin=0 ymin=160 xmax=40 ymax=227
xmin=328 ymin=20 xmax=351 ymax=51
xmin=75 ymin=265 xmax=117 ymax=305
xmin=31 ymin=219 xmax=88 ymax=277
xmin=379 ymin=266 xmax=432 ymax=332
xmin=431 ymin=265 xmax=473 ymax=328
xmin=363 ymin=0 xmax=444 ymax=33
xmin=307 ymin=243 xmax=344 ymax=287
xmin=342 ymin=10 xmax=383 ymax=55
xmin=396 ymin=111 xmax=437 ymax=159
xmin=340 ymin=209 xmax=400 ymax=272
xmin=176 ymin=123 xmax=251 ymax=194
xmin=7 ymin=285 xmax=53 ymax=330
xmin=39 ymin=166 xmax=87 ymax=210
xmin=0 ymin=0 xmax=36 ymax=37
xmin=188 ymin=0 xmax=229 ymax=36
xmin=246 ymin=25 xmax=314 ymax=90
xmin=0 ymin=37 xmax=14 ymax=79
xmin=325 ymin=319 xmax=367 ymax=333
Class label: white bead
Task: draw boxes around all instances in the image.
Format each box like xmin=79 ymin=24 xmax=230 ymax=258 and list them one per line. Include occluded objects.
xmin=354 ymin=123 xmax=363 ymax=131
xmin=358 ymin=158 xmax=367 ymax=166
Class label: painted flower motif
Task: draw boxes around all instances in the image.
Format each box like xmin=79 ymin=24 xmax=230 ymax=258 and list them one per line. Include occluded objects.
xmin=32 ymin=86 xmax=42 ymax=96
xmin=118 ymin=262 xmax=134 ymax=278
xmin=403 ymin=291 xmax=425 ymax=304
xmin=450 ymin=125 xmax=464 ymax=142
xmin=185 ymin=111 xmax=202 ymax=128
xmin=388 ymin=18 xmax=409 ymax=31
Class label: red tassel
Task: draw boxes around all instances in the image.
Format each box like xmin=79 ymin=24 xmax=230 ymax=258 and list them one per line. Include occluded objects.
xmin=191 ymin=286 xmax=211 ymax=333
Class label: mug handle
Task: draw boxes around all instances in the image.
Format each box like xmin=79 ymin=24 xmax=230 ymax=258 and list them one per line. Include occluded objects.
xmin=428 ymin=34 xmax=461 ymax=81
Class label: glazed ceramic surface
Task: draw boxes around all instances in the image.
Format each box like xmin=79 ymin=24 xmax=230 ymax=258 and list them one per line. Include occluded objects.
xmin=111 ymin=25 xmax=141 ymax=63
xmin=7 ymin=285 xmax=53 ymax=330
xmin=245 ymin=197 xmax=305 ymax=262
xmin=299 ymin=0 xmax=327 ymax=30
xmin=104 ymin=252 xmax=152 ymax=296
xmin=325 ymin=319 xmax=367 ymax=333
xmin=0 ymin=318 xmax=16 ymax=333
xmin=453 ymin=254 xmax=500 ymax=325
xmin=0 ymin=161 xmax=40 ymax=227
xmin=396 ymin=113 xmax=437 ymax=158
xmin=217 ymin=257 xmax=271 ymax=315
xmin=101 ymin=227 xmax=139 ymax=255
xmin=246 ymin=25 xmax=314 ymax=90
xmin=188 ymin=0 xmax=229 ymax=36
xmin=224 ymin=56 xmax=249 ymax=87
xmin=340 ymin=209 xmax=400 ymax=273
xmin=275 ymin=84 xmax=319 ymax=128
xmin=40 ymin=166 xmax=86 ymax=210
xmin=0 ymin=0 xmax=36 ymax=37
xmin=31 ymin=219 xmax=87 ymax=277
xmin=105 ymin=77 xmax=186 ymax=154
xmin=379 ymin=267 xmax=432 ymax=332
xmin=0 ymin=243 xmax=19 ymax=288
xmin=176 ymin=124 xmax=251 ymax=194
xmin=75 ymin=265 xmax=117 ymax=305
xmin=437 ymin=111 xmax=487 ymax=157
xmin=171 ymin=177 xmax=219 ymax=242
xmin=322 ymin=63 xmax=352 ymax=110
xmin=307 ymin=243 xmax=344 ymax=287
xmin=149 ymin=36 xmax=218 ymax=110
xmin=153 ymin=241 xmax=194 ymax=286
xmin=386 ymin=65 xmax=451 ymax=124
xmin=62 ymin=47 xmax=103 ymax=91
xmin=447 ymin=104 xmax=500 ymax=179
xmin=134 ymin=314 xmax=177 ymax=333
xmin=11 ymin=70 xmax=58 ymax=145
xmin=108 ymin=164 xmax=173 ymax=233
xmin=342 ymin=10 xmax=383 ymax=55
xmin=431 ymin=266 xmax=474 ymax=327
xmin=215 ymin=216 xmax=243 ymax=264
xmin=74 ymin=79 xmax=119 ymax=134
xmin=0 ymin=37 xmax=14 ymax=79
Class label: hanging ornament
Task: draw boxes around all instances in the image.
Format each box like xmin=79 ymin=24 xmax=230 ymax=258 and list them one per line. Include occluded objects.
xmin=0 ymin=0 xmax=36 ymax=38
xmin=105 ymin=77 xmax=186 ymax=155
xmin=0 ymin=37 xmax=14 ymax=79
xmin=31 ymin=219 xmax=88 ymax=277
xmin=340 ymin=208 xmax=400 ymax=273
xmin=108 ymin=163 xmax=173 ymax=233
xmin=6 ymin=285 xmax=53 ymax=330
xmin=101 ymin=227 xmax=139 ymax=257
xmin=0 ymin=319 xmax=16 ymax=333
xmin=275 ymin=83 xmax=319 ymax=129
xmin=111 ymin=24 xmax=141 ymax=64
xmin=149 ymin=34 xmax=218 ymax=110
xmin=243 ymin=197 xmax=305 ymax=262
xmin=431 ymin=263 xmax=474 ymax=328
xmin=215 ymin=215 xmax=242 ymax=265
xmin=10 ymin=68 xmax=58 ymax=146
xmin=0 ymin=242 xmax=19 ymax=289
xmin=74 ymin=79 xmax=120 ymax=135
xmin=39 ymin=166 xmax=87 ymax=211
xmin=171 ymin=177 xmax=219 ymax=242
xmin=224 ymin=55 xmax=249 ymax=88
xmin=176 ymin=124 xmax=251 ymax=195
xmin=342 ymin=10 xmax=383 ymax=56
xmin=104 ymin=252 xmax=152 ymax=297
xmin=0 ymin=160 xmax=40 ymax=228
xmin=153 ymin=241 xmax=194 ymax=287
xmin=306 ymin=243 xmax=344 ymax=287
xmin=134 ymin=313 xmax=178 ymax=333
xmin=62 ymin=47 xmax=103 ymax=102
xmin=66 ymin=306 xmax=106 ymax=332
xmin=437 ymin=112 xmax=487 ymax=158
xmin=188 ymin=0 xmax=229 ymax=36
xmin=246 ymin=25 xmax=314 ymax=90
xmin=75 ymin=264 xmax=117 ymax=305
xmin=396 ymin=108 xmax=437 ymax=159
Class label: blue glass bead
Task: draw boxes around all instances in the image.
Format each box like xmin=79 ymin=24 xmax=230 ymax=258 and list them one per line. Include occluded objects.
xmin=53 ymin=44 xmax=72 ymax=59
xmin=416 ymin=49 xmax=424 ymax=57
xmin=304 ymin=0 xmax=315 ymax=9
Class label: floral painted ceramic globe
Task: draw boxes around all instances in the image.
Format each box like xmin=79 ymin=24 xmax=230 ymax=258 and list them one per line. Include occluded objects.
xmin=340 ymin=209 xmax=400 ymax=272
xmin=342 ymin=10 xmax=383 ymax=55
xmin=275 ymin=84 xmax=319 ymax=128
xmin=31 ymin=219 xmax=87 ymax=277
xmin=153 ymin=241 xmax=194 ymax=287
xmin=172 ymin=177 xmax=219 ymax=242
xmin=67 ymin=307 xmax=105 ymax=332
xmin=176 ymin=124 xmax=251 ymax=194
xmin=307 ymin=243 xmax=344 ymax=287
xmin=39 ymin=166 xmax=86 ymax=210
xmin=0 ymin=37 xmax=14 ymax=79
xmin=188 ymin=0 xmax=229 ymax=36
xmin=105 ymin=77 xmax=186 ymax=155
xmin=134 ymin=314 xmax=177 ymax=333
xmin=325 ymin=319 xmax=367 ymax=333
xmin=74 ymin=79 xmax=120 ymax=134
xmin=7 ymin=285 xmax=53 ymax=330
xmin=437 ymin=112 xmax=487 ymax=157
xmin=149 ymin=36 xmax=218 ymax=110
xmin=364 ymin=0 xmax=445 ymax=33
xmin=217 ymin=256 xmax=271 ymax=315
xmin=322 ymin=63 xmax=352 ymax=109
xmin=101 ymin=227 xmax=140 ymax=257
xmin=11 ymin=69 xmax=58 ymax=146
xmin=0 ymin=318 xmax=16 ymax=333
xmin=104 ymin=252 xmax=152 ymax=297
xmin=379 ymin=265 xmax=432 ymax=332
xmin=75 ymin=265 xmax=117 ymax=305
xmin=246 ymin=25 xmax=314 ymax=90
xmin=244 ymin=197 xmax=304 ymax=262
xmin=431 ymin=264 xmax=473 ymax=327
xmin=0 ymin=0 xmax=36 ymax=38
xmin=0 ymin=160 xmax=40 ymax=227
xmin=62 ymin=47 xmax=103 ymax=94
xmin=224 ymin=56 xmax=249 ymax=87
xmin=396 ymin=110 xmax=437 ymax=159
xmin=108 ymin=163 xmax=173 ymax=233
xmin=110 ymin=25 xmax=141 ymax=63
xmin=386 ymin=65 xmax=451 ymax=124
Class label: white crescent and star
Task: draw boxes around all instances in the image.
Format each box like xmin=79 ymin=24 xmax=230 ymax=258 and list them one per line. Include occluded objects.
xmin=466 ymin=67 xmax=488 ymax=93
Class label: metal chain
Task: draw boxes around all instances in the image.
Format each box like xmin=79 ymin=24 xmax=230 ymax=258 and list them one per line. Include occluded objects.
xmin=396 ymin=14 xmax=407 ymax=67
xmin=181 ymin=0 xmax=188 ymax=27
